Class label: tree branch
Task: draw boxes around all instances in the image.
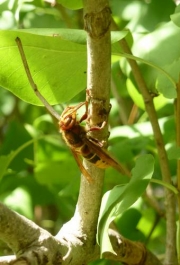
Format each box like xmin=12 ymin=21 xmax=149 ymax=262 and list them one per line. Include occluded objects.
xmin=111 ymin=19 xmax=178 ymax=265
xmin=56 ymin=0 xmax=112 ymax=263
xmin=0 ymin=202 xmax=162 ymax=265
xmin=106 ymin=228 xmax=162 ymax=265
xmin=0 ymin=203 xmax=65 ymax=264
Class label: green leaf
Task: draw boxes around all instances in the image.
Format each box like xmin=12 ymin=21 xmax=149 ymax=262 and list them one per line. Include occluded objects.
xmin=0 ymin=29 xmax=128 ymax=106
xmin=0 ymin=154 xmax=14 ymax=180
xmin=97 ymin=154 xmax=154 ymax=256
xmin=115 ymin=207 xmax=145 ymax=241
xmin=167 ymin=145 xmax=180 ymax=160
xmin=113 ymin=51 xmax=176 ymax=99
xmin=57 ymin=0 xmax=83 ymax=10
xmin=17 ymin=28 xmax=128 ymax=45
xmin=126 ymin=21 xmax=180 ymax=94
xmin=0 ymin=138 xmax=39 ymax=181
xmin=0 ymin=30 xmax=87 ymax=105
xmin=34 ymin=157 xmax=79 ymax=188
xmin=3 ymin=187 xmax=33 ymax=219
xmin=156 ymin=60 xmax=180 ymax=99
xmin=112 ymin=0 xmax=175 ymax=34
xmin=18 ymin=29 xmax=88 ymax=44
xmin=171 ymin=5 xmax=180 ymax=28
xmin=127 ymin=78 xmax=172 ymax=110
xmin=111 ymin=30 xmax=129 ymax=44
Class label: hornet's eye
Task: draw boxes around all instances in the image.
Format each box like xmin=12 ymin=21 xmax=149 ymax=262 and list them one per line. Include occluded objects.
xmin=64 ymin=116 xmax=72 ymax=127
xmin=59 ymin=115 xmax=75 ymax=130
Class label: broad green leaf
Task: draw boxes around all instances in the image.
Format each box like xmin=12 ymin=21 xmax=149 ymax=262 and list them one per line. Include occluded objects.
xmin=0 ymin=30 xmax=87 ymax=105
xmin=18 ymin=29 xmax=88 ymax=44
xmin=133 ymin=21 xmax=180 ymax=70
xmin=119 ymin=21 xmax=179 ymax=97
xmin=17 ymin=28 xmax=128 ymax=45
xmin=97 ymin=154 xmax=154 ymax=255
xmin=0 ymin=29 xmax=128 ymax=106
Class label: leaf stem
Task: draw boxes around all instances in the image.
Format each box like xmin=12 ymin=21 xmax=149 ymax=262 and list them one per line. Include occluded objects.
xmin=150 ymin=179 xmax=179 ymax=195
xmin=114 ymin=52 xmax=176 ymax=89
xmin=15 ymin=37 xmax=61 ymax=120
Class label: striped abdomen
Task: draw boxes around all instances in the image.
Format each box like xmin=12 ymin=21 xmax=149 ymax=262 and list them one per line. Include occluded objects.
xmin=62 ymin=126 xmax=109 ymax=168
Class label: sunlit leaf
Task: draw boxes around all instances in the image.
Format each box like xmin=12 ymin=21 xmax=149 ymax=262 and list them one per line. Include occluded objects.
xmin=0 ymin=29 xmax=128 ymax=106
xmin=127 ymin=78 xmax=173 ymax=109
xmin=3 ymin=187 xmax=33 ymax=219
xmin=170 ymin=5 xmax=180 ymax=28
xmin=0 ymin=30 xmax=87 ymax=105
xmin=156 ymin=60 xmax=180 ymax=99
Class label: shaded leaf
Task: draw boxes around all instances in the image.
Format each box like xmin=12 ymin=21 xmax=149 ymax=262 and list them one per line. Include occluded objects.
xmin=0 ymin=138 xmax=38 ymax=181
xmin=97 ymin=154 xmax=154 ymax=255
xmin=0 ymin=154 xmax=14 ymax=180
xmin=167 ymin=145 xmax=180 ymax=160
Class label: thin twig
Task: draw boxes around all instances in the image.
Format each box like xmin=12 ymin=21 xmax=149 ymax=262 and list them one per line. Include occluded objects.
xmin=15 ymin=37 xmax=61 ymax=121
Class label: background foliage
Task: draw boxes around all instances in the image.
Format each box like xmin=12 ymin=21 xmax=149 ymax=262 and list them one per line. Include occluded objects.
xmin=0 ymin=0 xmax=179 ymax=263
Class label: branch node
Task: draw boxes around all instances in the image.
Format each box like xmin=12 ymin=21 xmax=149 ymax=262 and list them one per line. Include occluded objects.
xmin=84 ymin=6 xmax=111 ymax=38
